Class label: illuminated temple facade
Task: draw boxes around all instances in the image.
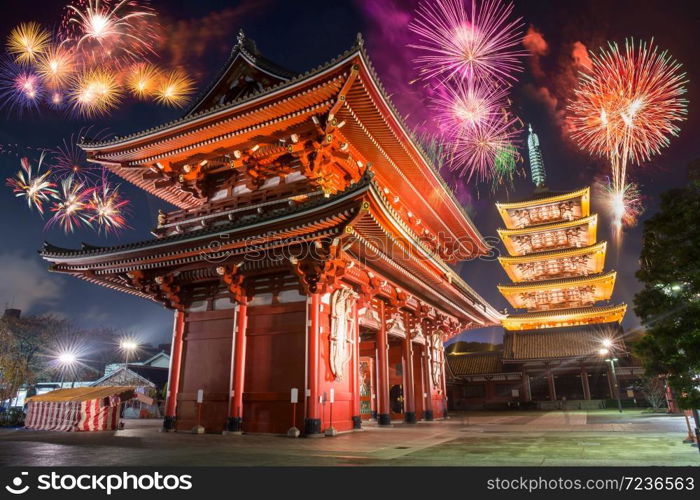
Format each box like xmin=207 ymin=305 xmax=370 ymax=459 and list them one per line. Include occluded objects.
xmin=447 ymin=126 xmax=642 ymax=409
xmin=41 ymin=33 xmax=502 ymax=434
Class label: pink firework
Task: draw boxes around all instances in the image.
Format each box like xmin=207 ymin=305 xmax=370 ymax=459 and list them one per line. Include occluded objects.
xmin=432 ymin=78 xmax=509 ymax=135
xmin=47 ymin=175 xmax=95 ymax=233
xmin=446 ymin=110 xmax=521 ymax=182
xmin=52 ymin=127 xmax=106 ymax=183
xmin=0 ymin=59 xmax=43 ymax=113
xmin=89 ymin=182 xmax=129 ymax=234
xmin=409 ymin=0 xmax=526 ymax=84
xmin=6 ymin=152 xmax=58 ymax=215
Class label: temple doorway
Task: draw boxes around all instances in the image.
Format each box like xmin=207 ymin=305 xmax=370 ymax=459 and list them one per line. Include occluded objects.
xmin=390 ymin=384 xmax=404 ymax=417
xmin=359 ymin=357 xmax=374 ymax=421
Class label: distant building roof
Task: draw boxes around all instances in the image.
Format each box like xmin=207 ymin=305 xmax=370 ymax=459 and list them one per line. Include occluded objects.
xmin=92 ymin=365 xmax=169 ymax=389
xmin=447 ymin=351 xmax=503 ymax=376
xmin=503 ymin=322 xmax=625 ymax=361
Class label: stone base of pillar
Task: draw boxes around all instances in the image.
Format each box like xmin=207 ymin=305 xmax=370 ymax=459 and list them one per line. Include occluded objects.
xmin=371 ymin=410 xmax=377 ymax=420
xmin=162 ymin=415 xmax=176 ymax=432
xmin=304 ymin=418 xmax=321 ymax=436
xmin=378 ymin=413 xmax=392 ymax=425
xmin=404 ymin=412 xmax=417 ymax=424
xmin=424 ymin=410 xmax=434 ymax=421
xmin=352 ymin=415 xmax=362 ymax=430
xmin=226 ymin=417 xmax=242 ymax=433
xmin=443 ymin=408 xmax=448 ymax=419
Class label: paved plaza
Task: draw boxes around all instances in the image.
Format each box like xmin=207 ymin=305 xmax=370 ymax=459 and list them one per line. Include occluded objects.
xmin=1 ymin=410 xmax=698 ymax=467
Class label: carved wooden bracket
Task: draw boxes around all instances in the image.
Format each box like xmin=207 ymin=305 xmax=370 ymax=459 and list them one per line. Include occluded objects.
xmin=126 ymin=270 xmax=184 ymax=311
xmin=215 ymin=263 xmax=247 ymax=304
xmin=290 ymin=239 xmax=347 ymax=295
xmin=357 ymin=271 xmax=383 ymax=308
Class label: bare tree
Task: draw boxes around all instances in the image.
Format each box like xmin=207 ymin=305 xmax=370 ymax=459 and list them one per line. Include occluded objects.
xmin=636 ymin=376 xmax=668 ymax=411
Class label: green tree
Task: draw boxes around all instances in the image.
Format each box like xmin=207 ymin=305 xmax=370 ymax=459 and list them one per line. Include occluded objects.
xmin=633 ymin=161 xmax=700 ymax=409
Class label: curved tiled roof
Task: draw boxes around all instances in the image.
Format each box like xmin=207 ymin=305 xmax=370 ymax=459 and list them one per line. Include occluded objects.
xmin=503 ymin=322 xmax=624 ymax=361
xmin=185 ymin=29 xmax=298 ymax=116
xmin=447 ymin=351 xmax=503 ymax=376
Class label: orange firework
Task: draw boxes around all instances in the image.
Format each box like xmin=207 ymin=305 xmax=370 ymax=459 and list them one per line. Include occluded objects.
xmin=36 ymin=45 xmax=76 ymax=88
xmin=126 ymin=63 xmax=161 ymax=98
xmin=568 ymin=39 xmax=688 ymax=233
xmin=6 ymin=22 xmax=51 ymax=64
xmin=69 ymin=67 xmax=122 ymax=116
xmin=153 ymin=69 xmax=194 ymax=107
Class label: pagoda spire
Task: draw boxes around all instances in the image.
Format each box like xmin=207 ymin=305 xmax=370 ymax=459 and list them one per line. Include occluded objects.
xmin=527 ymin=124 xmax=546 ymax=188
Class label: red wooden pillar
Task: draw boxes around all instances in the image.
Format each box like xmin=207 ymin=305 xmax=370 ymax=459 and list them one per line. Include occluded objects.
xmin=226 ymin=301 xmax=248 ymax=433
xmin=351 ymin=301 xmax=362 ymax=430
xmin=377 ymin=300 xmax=391 ymax=425
xmin=422 ymin=341 xmax=434 ymax=421
xmin=402 ymin=313 xmax=416 ymax=423
xmin=305 ymin=293 xmax=322 ymax=435
xmin=163 ymin=309 xmax=185 ymax=431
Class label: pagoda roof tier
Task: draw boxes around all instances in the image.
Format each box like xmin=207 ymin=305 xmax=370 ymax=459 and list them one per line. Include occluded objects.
xmin=496 ymin=187 xmax=590 ymax=230
xmin=497 ymin=271 xmax=617 ymax=310
xmin=502 ymin=322 xmax=625 ymax=362
xmin=501 ymin=303 xmax=626 ymax=331
xmin=498 ymin=214 xmax=598 ymax=257
xmin=41 ymin=173 xmax=501 ymax=328
xmin=78 ymin=34 xmax=488 ymax=262
xmin=498 ymin=241 xmax=607 ymax=283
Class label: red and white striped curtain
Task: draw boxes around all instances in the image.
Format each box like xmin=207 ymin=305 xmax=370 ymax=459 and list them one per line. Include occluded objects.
xmin=25 ymin=396 xmax=122 ymax=431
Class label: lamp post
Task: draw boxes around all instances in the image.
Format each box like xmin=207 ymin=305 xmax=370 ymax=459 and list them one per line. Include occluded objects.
xmin=117 ymin=339 xmax=139 ymax=428
xmin=599 ymin=340 xmax=622 ymax=413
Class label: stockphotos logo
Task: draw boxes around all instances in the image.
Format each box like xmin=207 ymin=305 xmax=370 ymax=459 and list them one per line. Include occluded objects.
xmin=5 ymin=472 xmax=29 ymax=495
xmin=4 ymin=471 xmax=193 ymax=496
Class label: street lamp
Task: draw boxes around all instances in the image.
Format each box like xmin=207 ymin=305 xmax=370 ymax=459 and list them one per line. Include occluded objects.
xmin=119 ymin=339 xmax=139 ymax=383
xmin=56 ymin=351 xmax=77 ymax=388
xmin=599 ymin=340 xmax=622 ymax=413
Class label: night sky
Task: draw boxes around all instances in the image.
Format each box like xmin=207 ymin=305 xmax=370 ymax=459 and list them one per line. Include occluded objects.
xmin=1 ymin=0 xmax=699 ymax=348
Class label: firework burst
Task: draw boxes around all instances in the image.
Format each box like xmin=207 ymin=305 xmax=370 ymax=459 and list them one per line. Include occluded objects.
xmin=5 ymin=152 xmax=58 ymax=215
xmin=594 ymin=178 xmax=643 ymax=244
xmin=36 ymin=44 xmax=75 ymax=88
xmin=491 ymin=142 xmax=519 ymax=191
xmin=447 ymin=110 xmax=521 ymax=182
xmin=52 ymin=128 xmax=106 ymax=183
xmin=48 ymin=175 xmax=95 ymax=233
xmin=61 ymin=0 xmax=159 ymax=68
xmin=0 ymin=59 xmax=44 ymax=113
xmin=153 ymin=68 xmax=194 ymax=107
xmin=432 ymin=78 xmax=510 ymax=135
xmin=69 ymin=67 xmax=122 ymax=116
xmin=569 ymin=39 xmax=688 ymax=193
xmin=6 ymin=22 xmax=51 ymax=64
xmin=126 ymin=62 xmax=160 ymax=98
xmin=89 ymin=182 xmax=129 ymax=233
xmin=409 ymin=0 xmax=526 ymax=84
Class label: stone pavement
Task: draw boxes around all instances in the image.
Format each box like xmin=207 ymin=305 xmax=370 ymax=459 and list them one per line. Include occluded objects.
xmin=0 ymin=410 xmax=698 ymax=466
